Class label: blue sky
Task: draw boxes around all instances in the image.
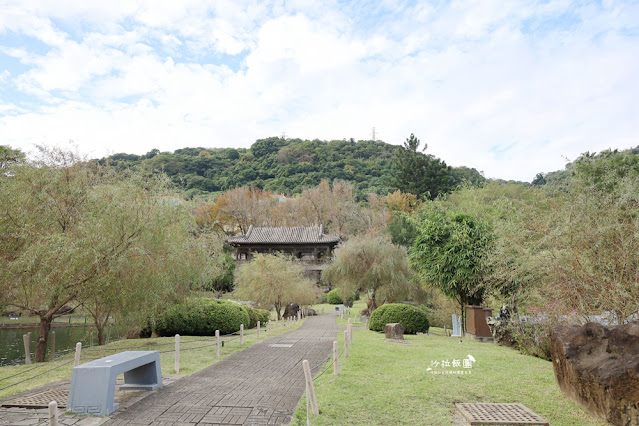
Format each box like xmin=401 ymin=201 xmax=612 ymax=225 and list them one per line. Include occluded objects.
xmin=1 ymin=0 xmax=638 ymax=181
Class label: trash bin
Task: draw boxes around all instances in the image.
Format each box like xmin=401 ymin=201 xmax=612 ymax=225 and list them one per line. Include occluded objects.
xmin=465 ymin=305 xmax=493 ymax=339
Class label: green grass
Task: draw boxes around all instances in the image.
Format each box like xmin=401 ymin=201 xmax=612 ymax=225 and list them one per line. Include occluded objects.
xmin=0 ymin=317 xmax=304 ymax=399
xmin=294 ymin=301 xmax=607 ymax=426
xmin=0 ymin=314 xmax=98 ymax=326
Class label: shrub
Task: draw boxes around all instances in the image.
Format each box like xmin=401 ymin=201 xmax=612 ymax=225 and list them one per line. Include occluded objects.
xmin=502 ymin=321 xmax=552 ymax=361
xmin=154 ymin=298 xmax=250 ymax=336
xmin=326 ymin=289 xmax=343 ymax=304
xmin=244 ymin=306 xmax=271 ymax=328
xmin=326 ymin=288 xmax=357 ymax=305
xmin=369 ymin=303 xmax=430 ymax=334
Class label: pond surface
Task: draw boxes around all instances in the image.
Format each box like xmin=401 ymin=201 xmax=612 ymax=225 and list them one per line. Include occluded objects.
xmin=0 ymin=325 xmax=118 ymax=366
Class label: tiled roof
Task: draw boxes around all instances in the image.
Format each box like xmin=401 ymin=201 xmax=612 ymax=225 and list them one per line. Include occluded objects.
xmin=226 ymin=225 xmax=340 ymax=245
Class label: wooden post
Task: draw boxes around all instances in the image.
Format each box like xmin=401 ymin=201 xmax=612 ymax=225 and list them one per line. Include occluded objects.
xmin=333 ymin=341 xmax=339 ymax=376
xmin=49 ymin=331 xmax=55 ymax=362
xmin=48 ymin=400 xmax=58 ymax=426
xmin=74 ymin=342 xmax=81 ymax=366
xmin=302 ymin=360 xmax=319 ymax=415
xmin=216 ymin=330 xmax=220 ymax=358
xmin=240 ymin=324 xmax=244 ymax=345
xmin=348 ymin=318 xmax=353 ymax=345
xmin=174 ymin=334 xmax=180 ymax=374
xmin=268 ymin=320 xmax=271 ymax=335
xmin=344 ymin=331 xmax=349 ymax=358
xmin=23 ymin=334 xmax=31 ymax=365
xmin=257 ymin=321 xmax=261 ymax=339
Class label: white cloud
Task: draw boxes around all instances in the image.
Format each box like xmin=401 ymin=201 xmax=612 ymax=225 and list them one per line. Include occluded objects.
xmin=0 ymin=0 xmax=637 ymax=182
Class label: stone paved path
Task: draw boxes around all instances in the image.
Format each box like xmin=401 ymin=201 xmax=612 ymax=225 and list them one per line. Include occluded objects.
xmin=103 ymin=313 xmax=337 ymax=426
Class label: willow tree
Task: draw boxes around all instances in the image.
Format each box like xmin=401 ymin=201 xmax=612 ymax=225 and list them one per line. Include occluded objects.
xmin=0 ymin=147 xmax=221 ymax=359
xmin=234 ymin=253 xmax=317 ymax=319
xmin=322 ymin=235 xmax=417 ymax=313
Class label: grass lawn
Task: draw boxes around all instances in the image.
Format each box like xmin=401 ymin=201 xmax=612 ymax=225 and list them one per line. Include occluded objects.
xmin=0 ymin=314 xmax=97 ymax=326
xmin=0 ymin=317 xmax=304 ymax=400
xmin=292 ymin=301 xmax=606 ymax=426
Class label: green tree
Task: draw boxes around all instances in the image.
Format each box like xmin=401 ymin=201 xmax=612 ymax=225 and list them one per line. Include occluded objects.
xmin=233 ymin=253 xmax=317 ymax=319
xmin=536 ymin=149 xmax=639 ymax=323
xmin=322 ymin=235 xmax=419 ymax=313
xmin=531 ymin=172 xmax=546 ymax=186
xmin=409 ymin=208 xmax=494 ymax=329
xmin=391 ymin=134 xmax=455 ymax=200
xmin=0 ymin=147 xmax=221 ymax=357
xmin=0 ymin=145 xmax=25 ymax=169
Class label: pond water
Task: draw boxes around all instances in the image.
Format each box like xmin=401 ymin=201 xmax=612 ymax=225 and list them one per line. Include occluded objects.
xmin=0 ymin=325 xmax=119 ymax=366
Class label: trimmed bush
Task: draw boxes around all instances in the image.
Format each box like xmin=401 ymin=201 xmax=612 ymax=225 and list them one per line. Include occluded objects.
xmin=326 ymin=288 xmax=357 ymax=305
xmin=369 ymin=303 xmax=430 ymax=334
xmin=326 ymin=289 xmax=343 ymax=304
xmin=245 ymin=306 xmax=271 ymax=328
xmin=154 ymin=298 xmax=250 ymax=336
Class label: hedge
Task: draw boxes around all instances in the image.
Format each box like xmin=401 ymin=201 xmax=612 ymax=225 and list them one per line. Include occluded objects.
xmin=244 ymin=306 xmax=271 ymax=328
xmin=369 ymin=303 xmax=430 ymax=334
xmin=154 ymin=298 xmax=251 ymax=336
xmin=325 ymin=288 xmax=357 ymax=305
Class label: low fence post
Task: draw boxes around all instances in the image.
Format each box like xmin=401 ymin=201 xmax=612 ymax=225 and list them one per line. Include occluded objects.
xmin=49 ymin=331 xmax=55 ymax=362
xmin=302 ymin=360 xmax=319 ymax=415
xmin=23 ymin=334 xmax=31 ymax=365
xmin=333 ymin=341 xmax=339 ymax=376
xmin=268 ymin=320 xmax=271 ymax=335
xmin=74 ymin=342 xmax=82 ymax=366
xmin=257 ymin=321 xmax=261 ymax=339
xmin=216 ymin=330 xmax=220 ymax=358
xmin=348 ymin=318 xmax=353 ymax=345
xmin=344 ymin=331 xmax=349 ymax=358
xmin=175 ymin=334 xmax=180 ymax=374
xmin=240 ymin=324 xmax=244 ymax=345
xmin=48 ymin=400 xmax=58 ymax=426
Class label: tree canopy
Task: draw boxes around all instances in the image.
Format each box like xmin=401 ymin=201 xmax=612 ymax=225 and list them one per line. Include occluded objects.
xmin=391 ymin=134 xmax=457 ymax=200
xmin=233 ymin=253 xmax=317 ymax=319
xmin=322 ymin=235 xmax=420 ymax=313
xmin=97 ymin=137 xmax=485 ymax=200
xmin=0 ymin=147 xmax=223 ymax=358
xmin=409 ymin=208 xmax=494 ymax=328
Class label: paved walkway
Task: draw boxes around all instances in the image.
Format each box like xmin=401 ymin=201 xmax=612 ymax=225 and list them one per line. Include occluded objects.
xmin=103 ymin=313 xmax=337 ymax=426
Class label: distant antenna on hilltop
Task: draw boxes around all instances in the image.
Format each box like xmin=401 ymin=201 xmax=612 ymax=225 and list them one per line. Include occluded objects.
xmin=371 ymin=127 xmax=377 ymax=141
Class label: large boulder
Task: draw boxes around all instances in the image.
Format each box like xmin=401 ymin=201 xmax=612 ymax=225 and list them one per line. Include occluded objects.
xmin=550 ymin=321 xmax=639 ymax=425
xmin=283 ymin=303 xmax=299 ymax=319
xmin=385 ymin=323 xmax=404 ymax=340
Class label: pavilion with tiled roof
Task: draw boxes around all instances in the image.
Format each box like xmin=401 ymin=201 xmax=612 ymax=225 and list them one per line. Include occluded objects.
xmin=225 ymin=225 xmax=341 ymax=281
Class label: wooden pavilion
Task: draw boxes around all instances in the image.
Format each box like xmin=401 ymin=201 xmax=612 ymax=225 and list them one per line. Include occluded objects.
xmin=225 ymin=225 xmax=340 ymax=282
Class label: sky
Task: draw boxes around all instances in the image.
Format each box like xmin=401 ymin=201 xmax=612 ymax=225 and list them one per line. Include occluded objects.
xmin=1 ymin=1 xmax=638 ymax=182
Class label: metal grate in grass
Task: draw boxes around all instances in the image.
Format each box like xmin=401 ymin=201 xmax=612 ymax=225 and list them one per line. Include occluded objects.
xmin=455 ymin=402 xmax=549 ymax=425
xmin=2 ymin=389 xmax=68 ymax=409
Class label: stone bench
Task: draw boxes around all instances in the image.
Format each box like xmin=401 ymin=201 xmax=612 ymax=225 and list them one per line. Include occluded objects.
xmin=67 ymin=350 xmax=162 ymax=416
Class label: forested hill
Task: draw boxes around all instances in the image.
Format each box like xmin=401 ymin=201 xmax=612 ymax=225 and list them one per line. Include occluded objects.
xmin=101 ymin=136 xmax=485 ymax=199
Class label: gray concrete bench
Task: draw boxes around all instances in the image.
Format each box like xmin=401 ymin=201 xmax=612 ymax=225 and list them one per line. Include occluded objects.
xmin=67 ymin=350 xmax=162 ymax=416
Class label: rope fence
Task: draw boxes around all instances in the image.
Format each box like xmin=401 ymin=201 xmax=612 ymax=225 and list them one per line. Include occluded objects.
xmin=0 ymin=314 xmax=308 ymax=395
xmin=303 ymin=317 xmax=355 ymax=423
